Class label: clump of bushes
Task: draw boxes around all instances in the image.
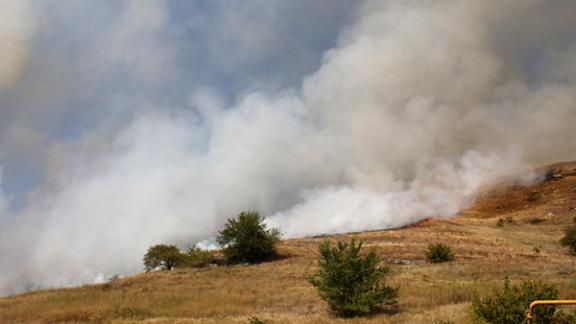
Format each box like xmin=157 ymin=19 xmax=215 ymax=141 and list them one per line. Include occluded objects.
xmin=528 ymin=217 xmax=545 ymax=225
xmin=552 ymin=309 xmax=576 ymax=324
xmin=472 ymin=278 xmax=558 ymax=324
xmin=217 ymin=211 xmax=281 ymax=264
xmin=183 ymin=245 xmax=215 ymax=268
xmin=143 ymin=244 xmax=214 ymax=271
xmin=144 ymin=210 xmax=280 ymax=270
xmin=143 ymin=244 xmax=183 ymax=271
xmin=308 ymin=239 xmax=398 ymax=317
xmin=560 ymin=225 xmax=576 ymax=255
xmin=497 ymin=217 xmax=516 ymax=227
xmin=425 ymin=243 xmax=454 ymax=263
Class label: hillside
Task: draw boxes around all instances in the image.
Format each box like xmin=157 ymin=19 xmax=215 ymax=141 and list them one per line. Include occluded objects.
xmin=1 ymin=162 xmax=576 ymax=323
xmin=465 ymin=161 xmax=576 ymax=219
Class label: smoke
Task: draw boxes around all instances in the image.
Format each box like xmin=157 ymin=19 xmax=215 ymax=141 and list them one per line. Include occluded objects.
xmin=0 ymin=0 xmax=576 ymax=295
xmin=0 ymin=169 xmax=8 ymax=218
xmin=0 ymin=0 xmax=34 ymax=88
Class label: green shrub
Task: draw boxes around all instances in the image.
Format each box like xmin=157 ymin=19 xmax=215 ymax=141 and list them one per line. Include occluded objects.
xmin=216 ymin=211 xmax=281 ymax=264
xmin=560 ymin=226 xmax=576 ymax=255
xmin=143 ymin=244 xmax=183 ymax=271
xmin=472 ymin=278 xmax=558 ymax=324
xmin=552 ymin=309 xmax=576 ymax=324
xmin=183 ymin=245 xmax=214 ymax=268
xmin=425 ymin=243 xmax=454 ymax=263
xmin=308 ymin=239 xmax=398 ymax=317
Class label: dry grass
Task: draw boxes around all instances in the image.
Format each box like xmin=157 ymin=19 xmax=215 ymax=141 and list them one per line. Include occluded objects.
xmin=2 ymin=164 xmax=576 ymax=323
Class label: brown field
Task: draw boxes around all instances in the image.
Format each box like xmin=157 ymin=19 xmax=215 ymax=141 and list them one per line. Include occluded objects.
xmin=1 ymin=162 xmax=576 ymax=323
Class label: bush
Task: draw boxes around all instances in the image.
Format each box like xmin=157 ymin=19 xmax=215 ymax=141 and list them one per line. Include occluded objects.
xmin=425 ymin=243 xmax=454 ymax=263
xmin=143 ymin=244 xmax=183 ymax=271
xmin=528 ymin=217 xmax=545 ymax=225
xmin=183 ymin=245 xmax=214 ymax=268
xmin=248 ymin=316 xmax=266 ymax=324
xmin=308 ymin=239 xmax=398 ymax=317
xmin=552 ymin=309 xmax=576 ymax=324
xmin=497 ymin=217 xmax=516 ymax=227
xmin=216 ymin=211 xmax=281 ymax=264
xmin=560 ymin=226 xmax=576 ymax=255
xmin=472 ymin=278 xmax=558 ymax=324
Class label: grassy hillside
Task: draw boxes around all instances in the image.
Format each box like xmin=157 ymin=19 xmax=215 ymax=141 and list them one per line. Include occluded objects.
xmin=1 ymin=163 xmax=576 ymax=323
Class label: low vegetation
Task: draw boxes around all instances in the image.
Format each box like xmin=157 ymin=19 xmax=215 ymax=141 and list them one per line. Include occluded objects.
xmin=182 ymin=245 xmax=215 ymax=268
xmin=472 ymin=278 xmax=558 ymax=324
xmin=552 ymin=309 xmax=576 ymax=324
xmin=217 ymin=211 xmax=281 ymax=264
xmin=4 ymin=214 xmax=576 ymax=323
xmin=496 ymin=216 xmax=516 ymax=227
xmin=528 ymin=217 xmax=546 ymax=225
xmin=143 ymin=244 xmax=215 ymax=271
xmin=560 ymin=225 xmax=576 ymax=255
xmin=142 ymin=211 xmax=279 ymax=272
xmin=248 ymin=316 xmax=267 ymax=324
xmin=308 ymin=239 xmax=398 ymax=317
xmin=425 ymin=243 xmax=454 ymax=263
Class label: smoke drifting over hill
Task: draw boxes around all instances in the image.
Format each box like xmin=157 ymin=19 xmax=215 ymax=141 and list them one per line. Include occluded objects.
xmin=0 ymin=0 xmax=575 ymax=295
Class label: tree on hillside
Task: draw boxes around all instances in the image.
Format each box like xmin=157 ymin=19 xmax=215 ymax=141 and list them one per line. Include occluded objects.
xmin=308 ymin=239 xmax=398 ymax=317
xmin=143 ymin=244 xmax=183 ymax=271
xmin=216 ymin=211 xmax=281 ymax=264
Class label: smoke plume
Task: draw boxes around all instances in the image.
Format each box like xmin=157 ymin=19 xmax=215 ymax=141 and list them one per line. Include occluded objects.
xmin=0 ymin=0 xmax=33 ymax=88
xmin=0 ymin=0 xmax=575 ymax=295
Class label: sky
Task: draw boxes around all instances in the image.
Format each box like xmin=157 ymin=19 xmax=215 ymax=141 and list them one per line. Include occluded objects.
xmin=0 ymin=0 xmax=575 ymax=295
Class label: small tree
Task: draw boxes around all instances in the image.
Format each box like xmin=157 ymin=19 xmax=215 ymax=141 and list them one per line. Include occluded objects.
xmin=425 ymin=243 xmax=454 ymax=263
xmin=182 ymin=245 xmax=215 ymax=268
xmin=143 ymin=244 xmax=183 ymax=271
xmin=472 ymin=278 xmax=558 ymax=324
xmin=216 ymin=211 xmax=280 ymax=264
xmin=308 ymin=239 xmax=398 ymax=317
xmin=560 ymin=226 xmax=576 ymax=255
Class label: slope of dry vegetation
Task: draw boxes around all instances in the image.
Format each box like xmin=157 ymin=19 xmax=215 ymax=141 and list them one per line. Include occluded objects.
xmin=2 ymin=162 xmax=576 ymax=323
xmin=465 ymin=161 xmax=576 ymax=219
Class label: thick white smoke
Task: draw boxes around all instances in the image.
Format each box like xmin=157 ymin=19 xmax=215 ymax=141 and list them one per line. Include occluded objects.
xmin=0 ymin=0 xmax=33 ymax=88
xmin=0 ymin=0 xmax=576 ymax=295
